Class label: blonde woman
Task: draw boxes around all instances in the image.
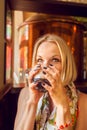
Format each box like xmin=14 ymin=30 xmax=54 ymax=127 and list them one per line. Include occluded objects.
xmin=14 ymin=34 xmax=87 ymax=130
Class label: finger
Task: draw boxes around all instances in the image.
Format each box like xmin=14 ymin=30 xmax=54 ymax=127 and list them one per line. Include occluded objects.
xmin=41 ymin=82 xmax=53 ymax=92
xmin=28 ymin=65 xmax=41 ymax=83
xmin=29 ymin=82 xmax=41 ymax=93
xmin=49 ymin=65 xmax=61 ymax=77
xmin=42 ymin=68 xmax=61 ymax=90
xmin=43 ymin=65 xmax=60 ymax=79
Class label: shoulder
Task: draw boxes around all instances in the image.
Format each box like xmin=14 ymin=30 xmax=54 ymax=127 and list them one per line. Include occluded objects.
xmin=78 ymin=91 xmax=87 ymax=112
xmin=76 ymin=91 xmax=87 ymax=129
xmin=79 ymin=91 xmax=87 ymax=102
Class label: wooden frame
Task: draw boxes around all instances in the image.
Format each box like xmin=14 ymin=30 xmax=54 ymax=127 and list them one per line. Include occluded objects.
xmin=4 ymin=0 xmax=12 ymax=84
xmin=7 ymin=0 xmax=87 ymax=17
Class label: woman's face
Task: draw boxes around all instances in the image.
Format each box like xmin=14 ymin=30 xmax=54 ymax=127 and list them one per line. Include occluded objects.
xmin=36 ymin=41 xmax=62 ymax=73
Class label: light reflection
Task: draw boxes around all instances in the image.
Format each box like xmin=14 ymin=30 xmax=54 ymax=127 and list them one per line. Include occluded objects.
xmin=73 ymin=25 xmax=77 ymax=32
xmin=71 ymin=47 xmax=75 ymax=54
xmin=59 ymin=0 xmax=87 ymax=4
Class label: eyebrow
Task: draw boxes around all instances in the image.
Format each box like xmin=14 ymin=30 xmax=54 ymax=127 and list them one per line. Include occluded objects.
xmin=36 ymin=55 xmax=61 ymax=59
xmin=51 ymin=55 xmax=61 ymax=57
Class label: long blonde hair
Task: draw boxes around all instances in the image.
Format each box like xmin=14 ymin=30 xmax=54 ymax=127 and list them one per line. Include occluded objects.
xmin=32 ymin=33 xmax=77 ymax=86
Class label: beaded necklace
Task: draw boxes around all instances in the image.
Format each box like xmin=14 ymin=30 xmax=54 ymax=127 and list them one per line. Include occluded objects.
xmin=36 ymin=82 xmax=78 ymax=130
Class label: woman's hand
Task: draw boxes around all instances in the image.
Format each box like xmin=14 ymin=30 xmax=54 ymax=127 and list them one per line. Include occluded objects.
xmin=28 ymin=65 xmax=43 ymax=104
xmin=41 ymin=65 xmax=69 ymax=107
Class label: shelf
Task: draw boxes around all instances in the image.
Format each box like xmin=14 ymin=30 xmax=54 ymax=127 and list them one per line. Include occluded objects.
xmin=7 ymin=0 xmax=87 ymax=17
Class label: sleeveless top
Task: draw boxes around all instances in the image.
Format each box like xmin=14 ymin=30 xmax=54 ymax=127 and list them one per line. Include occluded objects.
xmin=35 ymin=82 xmax=78 ymax=130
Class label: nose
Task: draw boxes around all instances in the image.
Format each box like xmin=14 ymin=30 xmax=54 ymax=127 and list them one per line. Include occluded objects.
xmin=41 ymin=60 xmax=49 ymax=68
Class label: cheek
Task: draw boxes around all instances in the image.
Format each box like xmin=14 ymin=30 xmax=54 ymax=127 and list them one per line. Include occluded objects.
xmin=56 ymin=63 xmax=62 ymax=73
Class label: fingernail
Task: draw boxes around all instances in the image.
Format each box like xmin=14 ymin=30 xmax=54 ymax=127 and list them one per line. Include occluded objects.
xmin=42 ymin=83 xmax=45 ymax=86
xmin=43 ymin=67 xmax=47 ymax=69
xmin=49 ymin=64 xmax=53 ymax=66
xmin=43 ymin=71 xmax=46 ymax=75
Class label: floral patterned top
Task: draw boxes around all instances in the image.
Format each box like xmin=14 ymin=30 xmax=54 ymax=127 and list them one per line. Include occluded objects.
xmin=35 ymin=82 xmax=78 ymax=130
